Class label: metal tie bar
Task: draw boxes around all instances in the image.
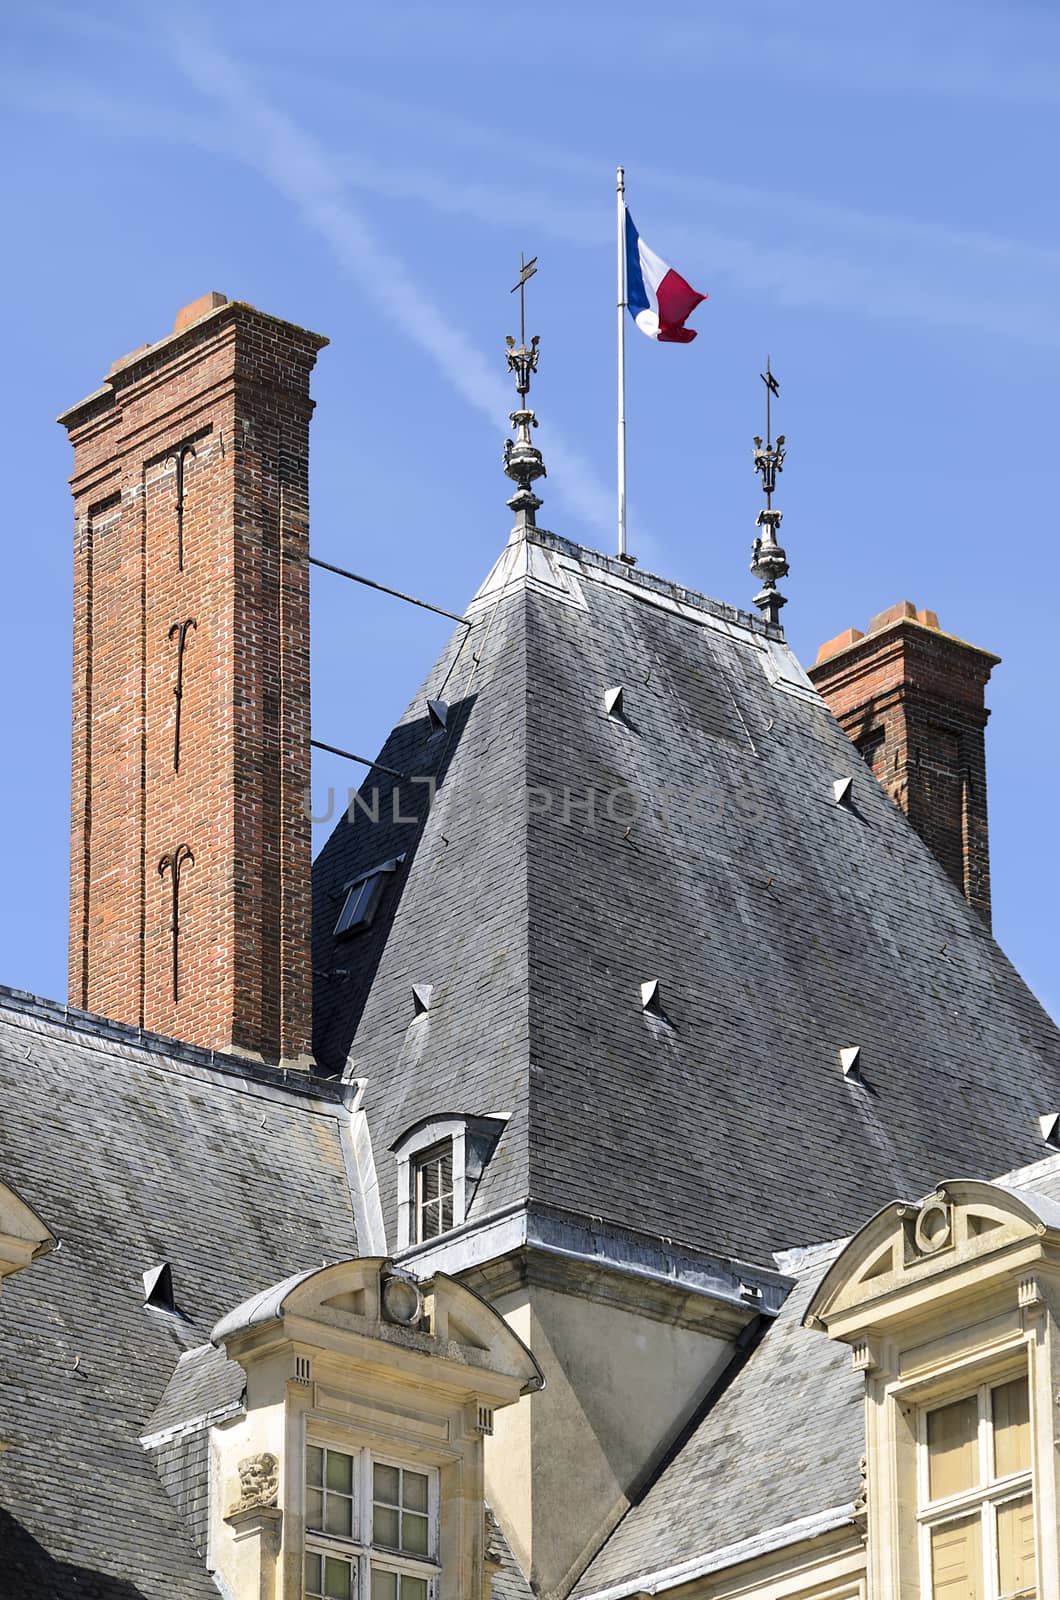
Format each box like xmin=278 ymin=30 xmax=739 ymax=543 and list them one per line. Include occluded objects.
xmin=310 ymin=739 xmax=409 ymax=782
xmin=309 ymin=555 xmax=471 ymax=628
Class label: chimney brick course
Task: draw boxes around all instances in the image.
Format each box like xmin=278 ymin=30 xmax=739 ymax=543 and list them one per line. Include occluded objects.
xmin=60 ymin=297 xmax=327 ymax=1066
xmin=809 ymin=603 xmax=999 ymax=925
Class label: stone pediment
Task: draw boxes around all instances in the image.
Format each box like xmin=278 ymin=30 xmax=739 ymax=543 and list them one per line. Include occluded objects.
xmin=211 ymin=1257 xmax=543 ymax=1394
xmin=805 ymin=1179 xmax=1060 ymax=1339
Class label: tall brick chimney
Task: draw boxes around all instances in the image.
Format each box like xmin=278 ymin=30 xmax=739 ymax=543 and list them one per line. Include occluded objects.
xmin=808 ymin=601 xmax=999 ymax=925
xmin=60 ymin=294 xmax=327 ymax=1067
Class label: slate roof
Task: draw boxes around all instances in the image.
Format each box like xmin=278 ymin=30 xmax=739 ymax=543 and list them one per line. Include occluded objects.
xmin=487 ymin=1506 xmax=534 ymax=1600
xmin=312 ymin=525 xmax=1060 ymax=1263
xmin=0 ymin=985 xmax=358 ymax=1598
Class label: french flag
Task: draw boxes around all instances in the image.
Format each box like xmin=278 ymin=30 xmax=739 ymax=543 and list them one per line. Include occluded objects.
xmin=624 ymin=208 xmax=706 ymax=343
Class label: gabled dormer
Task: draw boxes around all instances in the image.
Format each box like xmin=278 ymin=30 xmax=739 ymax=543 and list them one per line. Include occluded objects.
xmin=806 ymin=1178 xmax=1060 ymax=1600
xmin=207 ymin=1257 xmax=542 ymax=1600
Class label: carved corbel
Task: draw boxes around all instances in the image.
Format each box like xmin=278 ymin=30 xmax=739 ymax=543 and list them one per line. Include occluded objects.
xmin=851 ymin=1337 xmax=881 ymax=1373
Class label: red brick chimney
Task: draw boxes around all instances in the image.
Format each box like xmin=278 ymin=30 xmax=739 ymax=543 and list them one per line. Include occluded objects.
xmin=60 ymin=294 xmax=327 ymax=1067
xmin=808 ymin=602 xmax=999 ymax=926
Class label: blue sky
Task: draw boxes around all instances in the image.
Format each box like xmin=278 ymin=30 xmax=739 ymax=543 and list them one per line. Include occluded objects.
xmin=1 ymin=1 xmax=1057 ymax=1020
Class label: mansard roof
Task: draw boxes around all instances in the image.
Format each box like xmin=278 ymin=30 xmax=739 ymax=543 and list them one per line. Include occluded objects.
xmin=0 ymin=985 xmax=358 ymax=1597
xmin=311 ymin=525 xmax=1060 ymax=1264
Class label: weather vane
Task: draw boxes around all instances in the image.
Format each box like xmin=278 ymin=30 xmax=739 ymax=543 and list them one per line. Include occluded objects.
xmin=750 ymin=356 xmax=790 ymax=625
xmin=506 ymin=253 xmax=540 ymax=401
xmin=503 ymin=252 xmax=546 ymax=533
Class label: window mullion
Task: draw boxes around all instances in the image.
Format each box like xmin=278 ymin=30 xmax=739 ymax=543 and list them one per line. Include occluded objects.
xmin=985 ymin=1494 xmax=1001 ymax=1600
xmin=979 ymin=1382 xmax=993 ymax=1488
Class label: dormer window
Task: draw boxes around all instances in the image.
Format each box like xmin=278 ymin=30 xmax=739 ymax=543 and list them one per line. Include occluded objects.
xmin=304 ymin=1443 xmax=438 ymax=1600
xmin=919 ymin=1371 xmax=1035 ymax=1600
xmin=391 ymin=1114 xmax=509 ymax=1251
xmin=207 ymin=1257 xmax=541 ymax=1600
xmin=414 ymin=1144 xmax=454 ymax=1243
xmin=805 ymin=1182 xmax=1055 ymax=1600
xmin=333 ymin=855 xmax=405 ymax=939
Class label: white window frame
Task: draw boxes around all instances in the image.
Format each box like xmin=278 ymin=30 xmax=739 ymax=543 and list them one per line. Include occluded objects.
xmin=412 ymin=1144 xmax=455 ymax=1246
xmin=916 ymin=1363 xmax=1035 ymax=1600
xmin=303 ymin=1438 xmax=440 ymax=1600
xmin=391 ymin=1114 xmax=509 ymax=1251
xmin=393 ymin=1119 xmax=467 ymax=1250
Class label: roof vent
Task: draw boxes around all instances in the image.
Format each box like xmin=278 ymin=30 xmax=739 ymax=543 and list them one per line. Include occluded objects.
xmin=142 ymin=1262 xmax=176 ymax=1311
xmin=427 ymin=698 xmax=450 ymax=732
xmin=604 ymin=686 xmax=624 ymax=717
xmin=833 ymin=776 xmax=854 ymax=807
xmin=412 ymin=983 xmax=434 ymax=1016
xmin=1039 ymin=1113 xmax=1060 ymax=1148
xmin=640 ymin=979 xmax=662 ymax=1013
xmin=839 ymin=1045 xmax=862 ymax=1078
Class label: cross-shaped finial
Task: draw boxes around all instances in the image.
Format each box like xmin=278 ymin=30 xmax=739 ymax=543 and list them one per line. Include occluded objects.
xmin=760 ymin=356 xmax=780 ymax=446
xmin=511 ymin=253 xmax=538 ymax=349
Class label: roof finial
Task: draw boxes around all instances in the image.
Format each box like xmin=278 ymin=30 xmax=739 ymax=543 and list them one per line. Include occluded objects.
xmin=750 ymin=356 xmax=789 ymax=626
xmin=504 ymin=253 xmax=546 ymax=537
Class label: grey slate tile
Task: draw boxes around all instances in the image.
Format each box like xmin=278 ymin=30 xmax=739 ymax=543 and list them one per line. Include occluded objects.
xmin=0 ymin=990 xmax=357 ymax=1597
xmin=312 ymin=528 xmax=1060 ymax=1264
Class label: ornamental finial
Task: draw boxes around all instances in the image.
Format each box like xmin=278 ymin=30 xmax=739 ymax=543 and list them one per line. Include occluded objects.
xmin=503 ymin=253 xmax=546 ymax=534
xmin=750 ymin=356 xmax=789 ymax=625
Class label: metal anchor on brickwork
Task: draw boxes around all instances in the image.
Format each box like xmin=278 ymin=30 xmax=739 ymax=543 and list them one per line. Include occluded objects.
xmin=168 ymin=618 xmax=197 ymax=772
xmin=158 ymin=842 xmax=194 ymax=1004
xmin=166 ymin=440 xmax=197 ymax=570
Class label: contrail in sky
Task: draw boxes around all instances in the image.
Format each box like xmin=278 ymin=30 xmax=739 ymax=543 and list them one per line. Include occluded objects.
xmin=150 ymin=19 xmax=623 ymax=547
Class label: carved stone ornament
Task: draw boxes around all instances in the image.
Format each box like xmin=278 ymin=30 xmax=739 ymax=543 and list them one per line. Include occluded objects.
xmin=913 ymin=1197 xmax=952 ymax=1257
xmin=231 ymin=1452 xmax=279 ymax=1514
xmin=852 ymin=1454 xmax=868 ymax=1542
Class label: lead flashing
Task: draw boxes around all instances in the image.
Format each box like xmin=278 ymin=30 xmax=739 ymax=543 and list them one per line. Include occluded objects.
xmin=395 ymin=1202 xmax=790 ymax=1319
xmin=574 ymin=1502 xmax=857 ymax=1600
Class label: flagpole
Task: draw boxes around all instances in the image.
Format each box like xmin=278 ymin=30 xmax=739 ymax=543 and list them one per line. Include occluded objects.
xmin=616 ymin=165 xmax=628 ymax=560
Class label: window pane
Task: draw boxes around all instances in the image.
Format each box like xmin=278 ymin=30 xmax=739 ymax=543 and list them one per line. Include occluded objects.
xmin=325 ymin=1494 xmax=353 ymax=1538
xmin=374 ymin=1504 xmax=400 ymax=1548
xmin=930 ymin=1514 xmax=984 ymax=1600
xmin=420 ymin=1157 xmax=441 ymax=1203
xmin=994 ymin=1377 xmax=1032 ymax=1479
xmin=371 ymin=1571 xmax=398 ymax=1600
xmin=928 ymin=1395 xmax=980 ymax=1500
xmin=374 ymin=1462 xmax=400 ymax=1505
xmin=401 ymin=1579 xmax=428 ymax=1600
xmin=403 ymin=1470 xmax=429 ymax=1514
xmin=403 ymin=1510 xmax=429 ymax=1556
xmin=306 ymin=1551 xmax=323 ymax=1598
xmin=306 ymin=1487 xmax=324 ymax=1530
xmin=440 ymin=1192 xmax=453 ymax=1231
xmin=327 ymin=1451 xmax=355 ymax=1495
xmin=307 ymin=1445 xmax=324 ymax=1488
xmin=997 ymin=1492 xmax=1036 ymax=1599
xmin=323 ymin=1555 xmax=353 ymax=1600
